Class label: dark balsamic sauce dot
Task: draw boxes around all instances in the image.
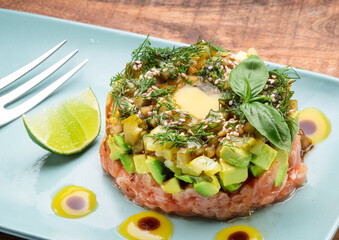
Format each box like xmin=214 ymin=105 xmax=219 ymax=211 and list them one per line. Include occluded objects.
xmin=137 ymin=217 xmax=161 ymax=231
xmin=227 ymin=231 xmax=249 ymax=240
xmin=299 ymin=119 xmax=317 ymax=135
xmin=66 ymin=196 xmax=86 ymax=210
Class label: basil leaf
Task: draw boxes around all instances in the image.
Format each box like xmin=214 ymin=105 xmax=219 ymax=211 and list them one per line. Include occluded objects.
xmin=287 ymin=113 xmax=299 ymax=141
xmin=229 ymin=55 xmax=269 ymax=98
xmin=244 ymin=77 xmax=251 ymax=103
xmin=240 ymin=102 xmax=292 ymax=151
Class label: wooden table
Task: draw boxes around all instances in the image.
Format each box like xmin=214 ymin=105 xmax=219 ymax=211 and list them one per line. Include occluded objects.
xmin=0 ymin=0 xmax=338 ymax=239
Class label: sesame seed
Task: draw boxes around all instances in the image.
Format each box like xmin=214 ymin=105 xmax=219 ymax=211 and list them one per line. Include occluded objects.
xmin=271 ymin=75 xmax=277 ymax=79
xmin=133 ymin=64 xmax=138 ymax=71
xmin=226 ymin=135 xmax=231 ymax=140
xmin=162 ymin=68 xmax=168 ymax=72
xmin=229 ymin=100 xmax=233 ymax=106
xmin=215 ymin=119 xmax=222 ymax=124
xmin=202 ymin=125 xmax=208 ymax=129
xmin=208 ymin=66 xmax=213 ymax=70
xmin=152 ymin=86 xmax=159 ymax=90
xmin=232 ymin=131 xmax=240 ymax=137
xmin=179 ymin=118 xmax=186 ymax=122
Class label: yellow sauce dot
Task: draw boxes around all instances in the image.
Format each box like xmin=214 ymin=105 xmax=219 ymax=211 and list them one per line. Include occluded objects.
xmin=118 ymin=211 xmax=173 ymax=240
xmin=51 ymin=185 xmax=97 ymax=218
xmin=299 ymin=107 xmax=331 ymax=144
xmin=215 ymin=225 xmax=262 ymax=240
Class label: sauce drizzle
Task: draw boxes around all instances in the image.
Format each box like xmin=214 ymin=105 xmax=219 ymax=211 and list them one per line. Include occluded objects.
xmin=137 ymin=216 xmax=161 ymax=231
xmin=228 ymin=231 xmax=249 ymax=240
xmin=299 ymin=119 xmax=317 ymax=135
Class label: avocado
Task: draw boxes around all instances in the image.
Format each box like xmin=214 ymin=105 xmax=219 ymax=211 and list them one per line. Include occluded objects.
xmin=146 ymin=156 xmax=166 ymax=184
xmin=251 ymin=144 xmax=277 ymax=170
xmin=194 ymin=175 xmax=220 ymax=197
xmin=248 ymin=139 xmax=265 ymax=155
xmin=249 ymin=163 xmax=265 ymax=177
xmin=274 ymin=149 xmax=289 ymax=187
xmin=222 ymin=182 xmax=243 ymax=192
xmin=113 ymin=134 xmax=131 ymax=152
xmin=241 ymin=137 xmax=257 ymax=151
xmin=187 ymin=156 xmax=222 ymax=176
xmin=107 ymin=135 xmax=124 ymax=160
xmin=218 ymin=160 xmax=248 ymax=187
xmin=133 ymin=154 xmax=150 ymax=174
xmin=120 ymin=154 xmax=135 ymax=173
xmin=174 ymin=174 xmax=194 ymax=183
xmin=161 ymin=177 xmax=182 ymax=194
xmin=220 ymin=145 xmax=252 ymax=168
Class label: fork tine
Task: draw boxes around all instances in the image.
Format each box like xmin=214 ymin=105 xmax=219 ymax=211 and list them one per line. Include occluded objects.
xmin=0 ymin=40 xmax=67 ymax=90
xmin=2 ymin=59 xmax=88 ymax=126
xmin=0 ymin=50 xmax=78 ymax=106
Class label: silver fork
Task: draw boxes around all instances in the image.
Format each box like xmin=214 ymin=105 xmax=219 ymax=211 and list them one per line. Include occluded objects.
xmin=0 ymin=40 xmax=88 ymax=127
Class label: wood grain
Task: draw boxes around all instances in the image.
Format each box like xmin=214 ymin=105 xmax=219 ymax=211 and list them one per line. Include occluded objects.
xmin=0 ymin=0 xmax=338 ymax=239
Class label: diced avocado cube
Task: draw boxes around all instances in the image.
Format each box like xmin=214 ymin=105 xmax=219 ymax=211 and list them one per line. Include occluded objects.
xmin=113 ymin=134 xmax=131 ymax=152
xmin=133 ymin=154 xmax=150 ymax=174
xmin=194 ymin=175 xmax=220 ymax=197
xmin=251 ymin=144 xmax=277 ymax=170
xmin=242 ymin=137 xmax=257 ymax=151
xmin=161 ymin=177 xmax=182 ymax=194
xmin=274 ymin=149 xmax=289 ymax=187
xmin=187 ymin=156 xmax=222 ymax=176
xmin=218 ymin=160 xmax=248 ymax=186
xmin=120 ymin=154 xmax=135 ymax=173
xmin=107 ymin=135 xmax=124 ymax=160
xmin=146 ymin=156 xmax=166 ymax=184
xmin=222 ymin=182 xmax=243 ymax=192
xmin=248 ymin=139 xmax=265 ymax=155
xmin=121 ymin=115 xmax=143 ymax=146
xmin=220 ymin=145 xmax=252 ymax=168
xmin=164 ymin=160 xmax=182 ymax=175
xmin=249 ymin=163 xmax=265 ymax=177
xmin=174 ymin=174 xmax=194 ymax=183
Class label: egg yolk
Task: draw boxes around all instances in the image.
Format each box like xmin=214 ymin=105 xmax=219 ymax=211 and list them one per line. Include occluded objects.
xmin=215 ymin=225 xmax=262 ymax=240
xmin=51 ymin=185 xmax=97 ymax=218
xmin=299 ymin=107 xmax=330 ymax=144
xmin=174 ymin=84 xmax=220 ymax=119
xmin=118 ymin=211 xmax=173 ymax=240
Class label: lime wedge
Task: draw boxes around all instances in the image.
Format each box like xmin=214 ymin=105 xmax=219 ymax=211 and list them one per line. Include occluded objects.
xmin=23 ymin=88 xmax=101 ymax=155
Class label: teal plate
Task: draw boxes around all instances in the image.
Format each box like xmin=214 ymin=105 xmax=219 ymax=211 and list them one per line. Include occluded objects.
xmin=0 ymin=9 xmax=338 ymax=240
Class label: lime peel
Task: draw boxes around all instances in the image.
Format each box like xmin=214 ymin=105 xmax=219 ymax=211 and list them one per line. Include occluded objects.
xmin=23 ymin=88 xmax=101 ymax=155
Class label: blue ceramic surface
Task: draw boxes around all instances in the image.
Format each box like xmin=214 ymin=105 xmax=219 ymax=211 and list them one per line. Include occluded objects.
xmin=0 ymin=9 xmax=338 ymax=240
